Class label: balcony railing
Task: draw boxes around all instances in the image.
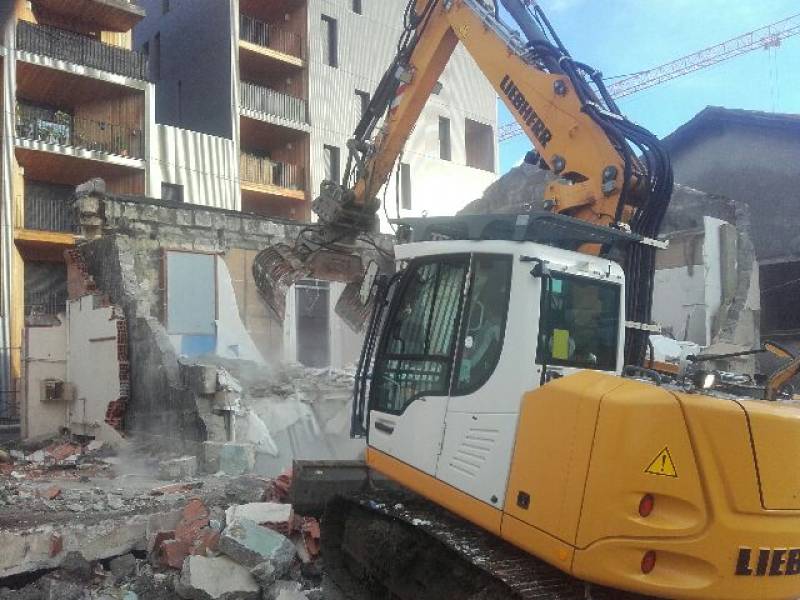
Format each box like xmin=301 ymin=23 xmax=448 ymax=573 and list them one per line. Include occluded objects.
xmin=16 ymin=103 xmax=145 ymax=159
xmin=240 ymin=14 xmax=303 ymax=60
xmin=24 ymin=190 xmax=77 ymax=233
xmin=240 ymin=81 xmax=308 ymax=124
xmin=240 ymin=152 xmax=305 ymax=192
xmin=17 ymin=20 xmax=149 ymax=80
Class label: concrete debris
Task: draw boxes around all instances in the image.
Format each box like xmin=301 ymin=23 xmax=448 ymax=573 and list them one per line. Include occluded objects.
xmin=151 ymin=481 xmax=204 ymax=496
xmin=267 ymin=580 xmax=308 ymax=600
xmin=110 ymin=553 xmax=138 ymax=579
xmin=219 ymin=518 xmax=296 ymax=570
xmin=158 ymin=456 xmax=199 ymax=481
xmin=219 ymin=444 xmax=256 ymax=476
xmin=176 ymin=555 xmax=260 ymax=600
xmin=0 ymin=450 xmax=9 ymax=464
xmin=225 ymin=502 xmax=293 ymax=531
xmin=1 ymin=436 xmax=329 ymax=598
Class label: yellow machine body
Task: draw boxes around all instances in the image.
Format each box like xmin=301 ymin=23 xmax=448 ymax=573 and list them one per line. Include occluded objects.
xmin=367 ymin=371 xmax=800 ymax=599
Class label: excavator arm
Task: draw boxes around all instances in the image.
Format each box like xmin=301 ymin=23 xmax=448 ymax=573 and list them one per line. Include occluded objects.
xmin=253 ymin=0 xmax=672 ymax=366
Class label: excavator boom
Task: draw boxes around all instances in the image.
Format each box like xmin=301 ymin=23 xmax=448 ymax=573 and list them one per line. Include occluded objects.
xmin=253 ymin=0 xmax=671 ymax=366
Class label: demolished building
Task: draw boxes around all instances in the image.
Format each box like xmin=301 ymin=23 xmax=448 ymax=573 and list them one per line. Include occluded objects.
xmin=21 ymin=182 xmax=392 ymax=476
xmin=663 ymin=107 xmax=800 ymax=373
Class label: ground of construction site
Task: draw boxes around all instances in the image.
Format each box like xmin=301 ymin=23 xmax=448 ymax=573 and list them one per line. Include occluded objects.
xmin=2 ymin=0 xmax=800 ymax=599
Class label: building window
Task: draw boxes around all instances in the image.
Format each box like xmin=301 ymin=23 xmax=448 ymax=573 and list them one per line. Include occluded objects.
xmin=465 ymin=118 xmax=494 ymax=172
xmin=162 ymin=182 xmax=184 ymax=203
xmin=439 ymin=116 xmax=452 ymax=161
xmin=400 ymin=162 xmax=411 ymax=210
xmin=323 ymin=145 xmax=341 ymax=184
xmin=761 ymin=262 xmax=800 ymax=334
xmin=353 ymin=0 xmax=363 ymax=14
xmin=321 ymin=15 xmax=338 ymax=68
xmin=296 ymin=280 xmax=331 ymax=367
xmin=355 ymin=90 xmax=370 ymax=118
xmin=151 ymin=33 xmax=161 ymax=80
xmin=162 ymin=0 xmax=170 ymax=14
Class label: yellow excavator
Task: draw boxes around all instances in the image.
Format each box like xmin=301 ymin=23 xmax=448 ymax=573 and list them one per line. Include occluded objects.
xmin=254 ymin=1 xmax=800 ymax=598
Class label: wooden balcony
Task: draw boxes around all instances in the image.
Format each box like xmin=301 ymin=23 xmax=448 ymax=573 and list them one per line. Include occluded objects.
xmin=29 ymin=0 xmax=145 ymax=32
xmin=240 ymin=152 xmax=305 ymax=202
xmin=240 ymin=14 xmax=303 ymax=67
xmin=17 ymin=20 xmax=149 ymax=80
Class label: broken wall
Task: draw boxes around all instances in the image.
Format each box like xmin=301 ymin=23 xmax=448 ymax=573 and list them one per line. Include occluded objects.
xmin=72 ymin=189 xmax=391 ymax=453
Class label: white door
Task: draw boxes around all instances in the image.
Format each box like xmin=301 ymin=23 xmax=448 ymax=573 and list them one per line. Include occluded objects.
xmin=368 ymin=255 xmax=470 ymax=476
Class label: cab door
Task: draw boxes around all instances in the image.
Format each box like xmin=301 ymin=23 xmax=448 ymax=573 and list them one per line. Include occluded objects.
xmin=368 ymin=254 xmax=469 ymax=476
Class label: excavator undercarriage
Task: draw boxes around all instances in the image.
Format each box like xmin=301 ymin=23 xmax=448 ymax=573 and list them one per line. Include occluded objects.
xmin=323 ymin=489 xmax=655 ymax=600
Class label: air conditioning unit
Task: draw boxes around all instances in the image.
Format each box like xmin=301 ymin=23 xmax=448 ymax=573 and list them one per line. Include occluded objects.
xmin=41 ymin=379 xmax=75 ymax=403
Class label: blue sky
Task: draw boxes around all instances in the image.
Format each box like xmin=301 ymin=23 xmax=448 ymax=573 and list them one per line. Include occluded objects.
xmin=497 ymin=0 xmax=800 ymax=172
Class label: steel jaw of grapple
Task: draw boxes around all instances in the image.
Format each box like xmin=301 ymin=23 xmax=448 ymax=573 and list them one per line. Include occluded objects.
xmin=252 ymin=240 xmax=366 ymax=322
xmin=252 ymin=180 xmax=384 ymax=329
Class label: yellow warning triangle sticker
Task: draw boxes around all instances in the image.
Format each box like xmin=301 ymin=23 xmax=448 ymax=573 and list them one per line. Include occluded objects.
xmin=644 ymin=447 xmax=678 ymax=478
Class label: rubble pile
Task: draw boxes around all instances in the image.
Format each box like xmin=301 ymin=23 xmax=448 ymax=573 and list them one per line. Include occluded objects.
xmin=0 ymin=434 xmax=333 ymax=600
xmin=186 ymin=359 xmax=364 ymax=477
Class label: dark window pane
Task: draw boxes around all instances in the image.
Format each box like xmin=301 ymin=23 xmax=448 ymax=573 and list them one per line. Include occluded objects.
xmin=353 ymin=0 xmax=362 ymax=14
xmin=400 ymin=162 xmax=411 ymax=210
xmin=439 ymin=116 xmax=451 ymax=161
xmin=323 ymin=145 xmax=340 ymax=184
xmin=372 ymin=257 xmax=468 ymax=414
xmin=321 ymin=16 xmax=338 ymax=67
xmin=455 ymin=255 xmax=513 ymax=394
xmin=465 ymin=118 xmax=494 ymax=172
xmin=536 ymin=274 xmax=621 ymax=371
xmin=162 ymin=182 xmax=184 ymax=203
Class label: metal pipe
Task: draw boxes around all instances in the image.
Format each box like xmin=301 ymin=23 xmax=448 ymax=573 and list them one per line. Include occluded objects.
xmin=498 ymin=0 xmax=550 ymax=46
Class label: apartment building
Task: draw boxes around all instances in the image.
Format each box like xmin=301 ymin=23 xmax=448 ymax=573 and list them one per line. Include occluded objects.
xmin=133 ymin=0 xmax=498 ymax=222
xmin=0 ymin=0 xmax=497 ymax=421
xmin=132 ymin=0 xmax=498 ymax=367
xmin=0 ymin=0 xmax=153 ymax=422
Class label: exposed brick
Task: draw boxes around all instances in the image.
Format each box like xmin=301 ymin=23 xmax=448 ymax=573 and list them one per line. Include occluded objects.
xmin=160 ymin=539 xmax=190 ymax=570
xmin=49 ymin=532 xmax=63 ymax=558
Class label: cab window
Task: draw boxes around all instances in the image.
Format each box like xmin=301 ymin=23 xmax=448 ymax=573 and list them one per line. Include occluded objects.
xmin=371 ymin=256 xmax=468 ymax=414
xmin=536 ymin=274 xmax=620 ymax=371
xmin=454 ymin=254 xmax=513 ymax=394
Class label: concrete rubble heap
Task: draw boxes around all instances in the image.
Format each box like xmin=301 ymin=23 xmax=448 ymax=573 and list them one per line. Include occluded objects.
xmin=0 ymin=439 xmax=334 ymax=599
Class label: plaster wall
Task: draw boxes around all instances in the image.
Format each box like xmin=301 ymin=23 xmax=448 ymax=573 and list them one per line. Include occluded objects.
xmin=66 ymin=295 xmax=124 ymax=443
xmin=21 ymin=319 xmax=68 ymax=439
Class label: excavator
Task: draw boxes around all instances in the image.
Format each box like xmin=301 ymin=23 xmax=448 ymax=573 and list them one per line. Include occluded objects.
xmin=253 ymin=1 xmax=800 ymax=598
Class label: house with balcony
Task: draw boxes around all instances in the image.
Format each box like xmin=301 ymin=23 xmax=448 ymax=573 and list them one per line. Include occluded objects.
xmin=0 ymin=0 xmax=152 ymax=420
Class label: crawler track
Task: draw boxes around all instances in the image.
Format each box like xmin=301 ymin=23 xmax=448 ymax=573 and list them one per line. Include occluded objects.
xmin=322 ymin=490 xmax=659 ymax=600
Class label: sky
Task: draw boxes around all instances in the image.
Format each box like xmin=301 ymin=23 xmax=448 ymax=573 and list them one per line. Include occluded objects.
xmin=497 ymin=0 xmax=800 ymax=173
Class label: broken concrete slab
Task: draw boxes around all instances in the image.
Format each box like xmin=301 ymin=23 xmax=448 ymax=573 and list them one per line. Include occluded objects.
xmin=202 ymin=441 xmax=225 ymax=474
xmin=266 ymin=580 xmax=307 ymax=600
xmin=224 ymin=503 xmax=292 ymax=529
xmin=219 ymin=444 xmax=255 ymax=476
xmin=158 ymin=456 xmax=198 ymax=481
xmin=175 ymin=555 xmax=259 ymax=600
xmin=219 ymin=518 xmax=295 ymax=570
xmin=110 ymin=552 xmax=138 ymax=579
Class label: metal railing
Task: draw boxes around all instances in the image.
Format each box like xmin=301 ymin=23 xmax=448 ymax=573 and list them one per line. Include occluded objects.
xmin=25 ymin=293 xmax=68 ymax=318
xmin=240 ymin=152 xmax=305 ymax=191
xmin=16 ymin=103 xmax=145 ymax=159
xmin=240 ymin=14 xmax=303 ymax=60
xmin=17 ymin=20 xmax=149 ymax=80
xmin=24 ymin=191 xmax=76 ymax=233
xmin=239 ymin=81 xmax=308 ymax=124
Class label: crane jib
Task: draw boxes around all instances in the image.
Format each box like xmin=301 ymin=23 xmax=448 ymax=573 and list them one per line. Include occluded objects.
xmin=500 ymin=75 xmax=553 ymax=147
